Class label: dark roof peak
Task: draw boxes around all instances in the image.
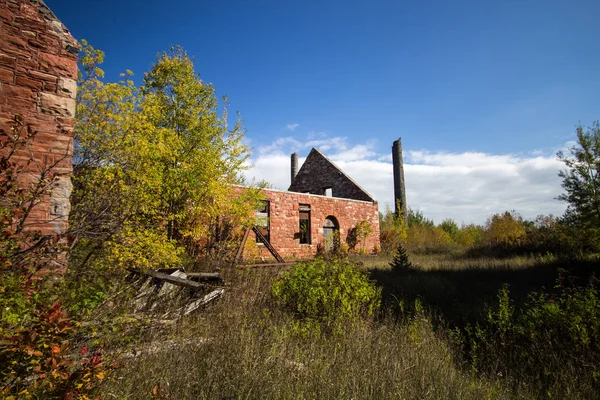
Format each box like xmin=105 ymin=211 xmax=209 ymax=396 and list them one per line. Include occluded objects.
xmin=288 ymin=148 xmax=376 ymax=203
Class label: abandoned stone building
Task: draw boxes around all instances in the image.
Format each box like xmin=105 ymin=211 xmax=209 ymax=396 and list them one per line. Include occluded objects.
xmin=242 ymin=148 xmax=382 ymax=261
xmin=0 ymin=0 xmax=78 ymax=236
xmin=0 ymin=1 xmax=408 ymax=266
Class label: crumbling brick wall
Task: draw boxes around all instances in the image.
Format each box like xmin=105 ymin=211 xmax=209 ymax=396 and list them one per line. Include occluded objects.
xmin=0 ymin=0 xmax=78 ymax=235
xmin=247 ymin=188 xmax=380 ymax=261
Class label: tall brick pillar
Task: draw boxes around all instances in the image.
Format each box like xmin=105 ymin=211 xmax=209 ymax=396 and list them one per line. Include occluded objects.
xmin=0 ymin=0 xmax=78 ymax=237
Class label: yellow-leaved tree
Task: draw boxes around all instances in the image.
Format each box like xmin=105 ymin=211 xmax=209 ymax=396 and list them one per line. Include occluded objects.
xmin=69 ymin=42 xmax=261 ymax=278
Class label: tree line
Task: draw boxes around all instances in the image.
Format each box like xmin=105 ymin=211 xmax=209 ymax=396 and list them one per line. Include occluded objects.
xmin=380 ymin=122 xmax=600 ymax=256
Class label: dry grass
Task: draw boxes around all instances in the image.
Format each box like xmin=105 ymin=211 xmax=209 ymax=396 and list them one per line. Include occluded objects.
xmin=352 ymin=252 xmax=565 ymax=326
xmin=101 ymin=265 xmax=514 ymax=399
xmin=98 ymin=253 xmax=600 ymax=399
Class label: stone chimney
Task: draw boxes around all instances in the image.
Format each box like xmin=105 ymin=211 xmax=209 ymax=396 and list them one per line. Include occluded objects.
xmin=291 ymin=152 xmax=298 ymax=185
xmin=392 ymin=138 xmax=408 ymax=222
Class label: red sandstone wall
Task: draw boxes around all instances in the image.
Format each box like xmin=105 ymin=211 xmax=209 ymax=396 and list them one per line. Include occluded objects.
xmin=0 ymin=0 xmax=78 ymax=235
xmin=246 ymin=188 xmax=380 ymax=261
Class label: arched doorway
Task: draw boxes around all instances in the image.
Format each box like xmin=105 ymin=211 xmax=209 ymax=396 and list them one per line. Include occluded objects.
xmin=323 ymin=216 xmax=339 ymax=251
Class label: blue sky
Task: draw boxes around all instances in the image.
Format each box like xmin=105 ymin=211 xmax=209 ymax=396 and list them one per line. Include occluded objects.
xmin=46 ymin=0 xmax=600 ymax=223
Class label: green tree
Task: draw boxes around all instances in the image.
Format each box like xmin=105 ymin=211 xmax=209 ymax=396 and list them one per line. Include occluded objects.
xmin=557 ymin=122 xmax=600 ymax=233
xmin=407 ymin=208 xmax=434 ymax=228
xmin=390 ymin=243 xmax=412 ymax=272
xmin=141 ymin=46 xmax=255 ymax=244
xmin=439 ymin=218 xmax=460 ymax=241
xmin=70 ymin=40 xmax=171 ymax=273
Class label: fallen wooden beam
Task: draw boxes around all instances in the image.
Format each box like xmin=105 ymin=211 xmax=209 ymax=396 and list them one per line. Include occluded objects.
xmin=127 ymin=268 xmax=221 ymax=290
xmin=252 ymin=227 xmax=285 ymax=263
xmin=186 ymin=272 xmax=222 ymax=280
xmin=233 ymin=228 xmax=252 ymax=265
xmin=183 ymin=288 xmax=225 ymax=315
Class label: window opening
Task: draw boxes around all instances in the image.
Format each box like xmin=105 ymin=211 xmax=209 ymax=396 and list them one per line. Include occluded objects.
xmin=325 ymin=187 xmax=332 ymax=197
xmin=256 ymin=200 xmax=270 ymax=243
xmin=299 ymin=204 xmax=311 ymax=244
xmin=323 ymin=215 xmax=339 ymax=251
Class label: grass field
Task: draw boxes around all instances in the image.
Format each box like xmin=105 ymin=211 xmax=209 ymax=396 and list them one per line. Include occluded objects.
xmin=100 ymin=252 xmax=600 ymax=399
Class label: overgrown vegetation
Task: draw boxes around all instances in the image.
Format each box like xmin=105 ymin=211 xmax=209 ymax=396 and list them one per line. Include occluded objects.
xmin=100 ymin=266 xmax=510 ymax=399
xmin=0 ymin=117 xmax=110 ymax=398
xmin=461 ymin=274 xmax=600 ymax=398
xmin=380 ymin=207 xmax=589 ymax=257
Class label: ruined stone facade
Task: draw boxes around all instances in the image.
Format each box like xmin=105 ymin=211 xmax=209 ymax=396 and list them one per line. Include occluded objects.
xmin=249 ymin=188 xmax=380 ymax=260
xmin=243 ymin=148 xmax=381 ymax=261
xmin=0 ymin=0 xmax=78 ymax=235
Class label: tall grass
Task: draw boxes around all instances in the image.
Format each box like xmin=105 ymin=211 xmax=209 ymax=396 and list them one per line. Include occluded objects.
xmin=98 ymin=252 xmax=600 ymax=399
xmin=101 ymin=266 xmax=510 ymax=399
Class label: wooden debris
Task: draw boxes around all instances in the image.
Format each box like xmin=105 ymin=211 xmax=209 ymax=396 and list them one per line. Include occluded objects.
xmin=183 ymin=288 xmax=225 ymax=315
xmin=253 ymin=226 xmax=285 ymax=263
xmin=186 ymin=272 xmax=223 ymax=282
xmin=234 ymin=228 xmax=252 ymax=265
xmin=128 ymin=267 xmax=225 ymax=317
xmin=128 ymin=268 xmax=222 ymax=290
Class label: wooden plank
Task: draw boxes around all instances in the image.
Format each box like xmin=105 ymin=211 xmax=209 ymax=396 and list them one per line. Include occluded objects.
xmin=252 ymin=226 xmax=285 ymax=263
xmin=186 ymin=272 xmax=221 ymax=280
xmin=127 ymin=268 xmax=218 ymax=290
xmin=234 ymin=228 xmax=252 ymax=265
xmin=183 ymin=288 xmax=225 ymax=315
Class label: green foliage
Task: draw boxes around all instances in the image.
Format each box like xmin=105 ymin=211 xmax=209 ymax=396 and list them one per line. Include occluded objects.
xmin=463 ymin=274 xmax=600 ymax=398
xmin=381 ymin=205 xmax=582 ymax=256
xmin=457 ymin=224 xmax=484 ymax=248
xmin=407 ymin=224 xmax=453 ymax=254
xmin=141 ymin=46 xmax=255 ymax=242
xmin=390 ymin=243 xmax=412 ymax=272
xmin=354 ymin=220 xmax=372 ymax=253
xmin=557 ymin=122 xmax=600 ymax=235
xmin=0 ymin=116 xmax=112 ymax=399
xmin=379 ymin=204 xmax=408 ymax=255
xmin=439 ymin=218 xmax=460 ymax=240
xmin=104 ymin=225 xmax=183 ymax=270
xmin=407 ymin=208 xmax=435 ymax=228
xmin=272 ymin=257 xmax=381 ymax=333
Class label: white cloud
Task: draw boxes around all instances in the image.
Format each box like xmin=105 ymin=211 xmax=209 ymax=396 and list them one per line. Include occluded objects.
xmin=244 ymin=134 xmax=567 ymax=225
xmin=286 ymin=123 xmax=300 ymax=131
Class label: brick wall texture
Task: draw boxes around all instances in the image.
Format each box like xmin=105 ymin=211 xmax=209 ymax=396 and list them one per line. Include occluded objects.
xmin=246 ymin=188 xmax=380 ymax=261
xmin=288 ymin=148 xmax=376 ymax=202
xmin=0 ymin=0 xmax=78 ymax=235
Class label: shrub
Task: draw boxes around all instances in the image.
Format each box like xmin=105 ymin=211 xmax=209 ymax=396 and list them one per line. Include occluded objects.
xmin=0 ymin=116 xmax=112 ymax=398
xmin=462 ymin=272 xmax=600 ymax=398
xmin=407 ymin=224 xmax=453 ymax=254
xmin=272 ymin=257 xmax=381 ymax=332
xmin=0 ymin=302 xmax=109 ymax=399
xmin=379 ymin=204 xmax=407 ymax=255
xmin=483 ymin=211 xmax=527 ymax=249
